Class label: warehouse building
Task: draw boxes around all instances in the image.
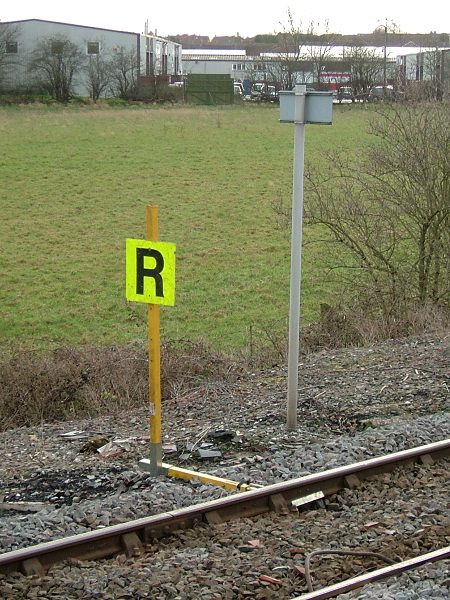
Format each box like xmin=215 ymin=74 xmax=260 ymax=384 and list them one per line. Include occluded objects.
xmin=0 ymin=19 xmax=182 ymax=97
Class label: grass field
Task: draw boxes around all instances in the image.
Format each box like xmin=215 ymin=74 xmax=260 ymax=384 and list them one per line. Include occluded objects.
xmin=0 ymin=103 xmax=374 ymax=353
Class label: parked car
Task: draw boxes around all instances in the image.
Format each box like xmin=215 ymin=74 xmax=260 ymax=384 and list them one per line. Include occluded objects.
xmin=234 ymin=83 xmax=244 ymax=96
xmin=250 ymin=83 xmax=279 ymax=102
xmin=336 ymin=86 xmax=355 ymax=103
xmin=368 ymin=85 xmax=405 ymax=102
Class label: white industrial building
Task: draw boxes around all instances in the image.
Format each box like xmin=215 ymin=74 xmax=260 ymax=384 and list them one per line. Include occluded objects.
xmin=0 ymin=19 xmax=182 ymax=96
xmin=397 ymin=48 xmax=450 ymax=87
xmin=181 ymin=47 xmax=396 ymax=92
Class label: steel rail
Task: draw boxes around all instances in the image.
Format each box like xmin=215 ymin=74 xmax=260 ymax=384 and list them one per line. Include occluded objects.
xmin=0 ymin=438 xmax=449 ymax=576
xmin=293 ymin=546 xmax=450 ymax=599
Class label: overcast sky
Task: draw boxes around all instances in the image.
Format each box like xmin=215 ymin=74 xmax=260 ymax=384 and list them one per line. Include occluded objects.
xmin=2 ymin=2 xmax=449 ymax=39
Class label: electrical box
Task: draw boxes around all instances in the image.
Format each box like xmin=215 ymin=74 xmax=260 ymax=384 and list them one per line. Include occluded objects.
xmin=279 ymin=90 xmax=333 ymax=124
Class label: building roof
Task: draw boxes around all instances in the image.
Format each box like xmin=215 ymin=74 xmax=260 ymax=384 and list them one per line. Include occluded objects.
xmin=1 ymin=18 xmax=137 ymax=36
xmin=182 ymin=48 xmax=246 ymax=56
xmin=0 ymin=18 xmax=182 ymax=46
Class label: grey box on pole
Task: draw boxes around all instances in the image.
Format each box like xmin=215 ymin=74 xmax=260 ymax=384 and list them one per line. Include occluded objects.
xmin=279 ymin=90 xmax=333 ymax=124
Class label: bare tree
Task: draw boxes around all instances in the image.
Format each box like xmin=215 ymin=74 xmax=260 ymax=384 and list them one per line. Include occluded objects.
xmin=30 ymin=36 xmax=85 ymax=102
xmin=373 ymin=20 xmax=394 ymax=88
xmin=85 ymin=53 xmax=111 ymax=102
xmin=300 ymin=101 xmax=450 ymax=316
xmin=421 ymin=46 xmax=444 ymax=101
xmin=305 ymin=20 xmax=337 ymax=89
xmin=346 ymin=46 xmax=384 ymax=98
xmin=0 ymin=22 xmax=20 ymax=89
xmin=108 ymin=47 xmax=138 ymax=100
xmin=273 ymin=8 xmax=308 ymax=89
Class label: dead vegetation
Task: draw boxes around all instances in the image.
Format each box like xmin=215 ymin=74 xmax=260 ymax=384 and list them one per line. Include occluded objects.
xmin=1 ymin=304 xmax=448 ymax=431
xmin=0 ymin=340 xmax=244 ymax=431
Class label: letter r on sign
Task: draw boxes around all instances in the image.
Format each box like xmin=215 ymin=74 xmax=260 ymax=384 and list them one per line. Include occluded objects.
xmin=136 ymin=248 xmax=164 ymax=297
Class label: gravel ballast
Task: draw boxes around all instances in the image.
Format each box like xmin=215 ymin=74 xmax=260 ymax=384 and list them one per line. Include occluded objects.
xmin=0 ymin=333 xmax=449 ymax=598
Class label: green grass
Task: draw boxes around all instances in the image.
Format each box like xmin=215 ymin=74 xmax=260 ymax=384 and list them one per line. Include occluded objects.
xmin=0 ymin=103 xmax=374 ymax=352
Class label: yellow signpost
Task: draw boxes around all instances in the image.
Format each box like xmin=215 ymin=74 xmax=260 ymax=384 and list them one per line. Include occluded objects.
xmin=127 ymin=207 xmax=260 ymax=491
xmin=126 ymin=206 xmax=175 ymax=475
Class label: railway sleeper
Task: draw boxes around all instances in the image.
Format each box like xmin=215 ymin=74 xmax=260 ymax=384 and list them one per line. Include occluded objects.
xmin=120 ymin=532 xmax=144 ymax=557
xmin=21 ymin=557 xmax=44 ymax=577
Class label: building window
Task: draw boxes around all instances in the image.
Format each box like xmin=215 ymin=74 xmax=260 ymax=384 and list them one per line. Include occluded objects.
xmin=6 ymin=41 xmax=18 ymax=54
xmin=87 ymin=42 xmax=100 ymax=55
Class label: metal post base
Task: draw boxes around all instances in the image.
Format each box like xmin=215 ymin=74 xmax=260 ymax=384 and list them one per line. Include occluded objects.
xmin=138 ymin=443 xmax=166 ymax=476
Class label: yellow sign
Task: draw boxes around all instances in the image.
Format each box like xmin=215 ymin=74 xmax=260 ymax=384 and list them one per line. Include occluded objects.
xmin=126 ymin=239 xmax=176 ymax=306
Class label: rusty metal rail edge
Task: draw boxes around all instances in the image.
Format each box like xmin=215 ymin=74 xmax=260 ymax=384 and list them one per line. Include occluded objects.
xmin=1 ymin=439 xmax=449 ymax=576
xmin=293 ymin=546 xmax=450 ymax=599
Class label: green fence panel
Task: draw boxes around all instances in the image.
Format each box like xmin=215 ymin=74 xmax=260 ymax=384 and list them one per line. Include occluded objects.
xmin=186 ymin=74 xmax=234 ymax=105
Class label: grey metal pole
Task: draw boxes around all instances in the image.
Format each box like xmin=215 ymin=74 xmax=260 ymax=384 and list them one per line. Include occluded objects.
xmin=287 ymin=84 xmax=306 ymax=430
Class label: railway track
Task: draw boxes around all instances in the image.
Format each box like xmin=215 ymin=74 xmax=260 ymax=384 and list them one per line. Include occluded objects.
xmin=1 ymin=439 xmax=449 ymax=598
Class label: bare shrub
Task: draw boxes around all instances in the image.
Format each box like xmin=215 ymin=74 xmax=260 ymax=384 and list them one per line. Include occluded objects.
xmin=294 ymin=101 xmax=450 ymax=318
xmin=108 ymin=47 xmax=138 ymax=100
xmin=0 ymin=344 xmax=144 ymax=429
xmin=1 ymin=311 xmax=447 ymax=431
xmin=84 ymin=53 xmax=112 ymax=102
xmin=243 ymin=321 xmax=288 ymax=369
xmin=161 ymin=339 xmax=243 ymax=397
xmin=0 ymin=22 xmax=20 ymax=91
xmin=244 ymin=302 xmax=448 ymax=359
xmin=0 ymin=340 xmax=244 ymax=431
xmin=30 ymin=36 xmax=85 ymax=103
xmin=301 ymin=300 xmax=449 ymax=352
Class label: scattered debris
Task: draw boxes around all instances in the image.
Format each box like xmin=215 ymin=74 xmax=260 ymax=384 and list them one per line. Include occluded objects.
xmin=97 ymin=440 xmax=132 ymax=458
xmin=207 ymin=430 xmax=235 ymax=442
xmin=79 ymin=437 xmax=111 ymax=454
xmin=196 ymin=448 xmax=222 ymax=459
xmin=292 ymin=490 xmax=325 ymax=509
xmin=60 ymin=430 xmax=89 ymax=439
xmin=238 ymin=545 xmax=256 ymax=553
xmin=60 ymin=431 xmax=113 ymax=440
xmin=290 ymin=547 xmax=306 ymax=555
xmin=259 ymin=575 xmax=283 ymax=586
xmin=59 ymin=429 xmax=104 ymax=441
xmin=362 ymin=521 xmax=381 ymax=529
xmin=0 ymin=501 xmax=49 ymax=513
xmin=162 ymin=443 xmax=177 ymax=455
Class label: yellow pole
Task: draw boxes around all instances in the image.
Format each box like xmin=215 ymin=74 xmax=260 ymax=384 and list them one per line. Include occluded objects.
xmin=146 ymin=206 xmax=162 ymax=474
